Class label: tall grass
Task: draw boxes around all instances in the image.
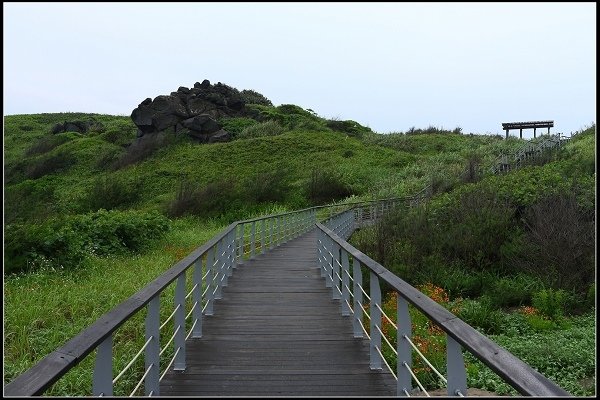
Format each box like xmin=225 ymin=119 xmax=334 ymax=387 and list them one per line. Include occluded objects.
xmin=4 ymin=218 xmax=224 ymax=395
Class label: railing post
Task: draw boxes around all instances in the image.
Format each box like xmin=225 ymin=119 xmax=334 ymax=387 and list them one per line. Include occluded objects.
xmin=92 ymin=335 xmax=113 ymax=396
xmin=269 ymin=217 xmax=274 ymax=249
xmin=173 ymin=273 xmax=186 ymax=371
xmin=228 ymin=230 xmax=235 ymax=275
xmin=250 ymin=221 xmax=256 ymax=258
xmin=318 ymin=230 xmax=325 ymax=278
xmin=325 ymin=237 xmax=333 ymax=288
xmin=352 ymin=258 xmax=363 ymax=337
xmin=397 ymin=295 xmax=412 ymax=396
xmin=277 ymin=216 xmax=282 ymax=246
xmin=332 ymin=242 xmax=341 ymax=300
xmin=261 ymin=219 xmax=266 ymax=254
xmin=370 ymin=271 xmax=382 ymax=370
xmin=192 ymin=257 xmax=202 ymax=338
xmin=341 ymin=250 xmax=350 ymax=316
xmin=237 ymin=223 xmax=245 ymax=264
xmin=215 ymin=240 xmax=223 ymax=299
xmin=447 ymin=335 xmax=468 ymax=396
xmin=227 ymin=231 xmax=237 ymax=276
xmin=145 ymin=296 xmax=160 ymax=396
xmin=205 ymin=249 xmax=215 ymax=316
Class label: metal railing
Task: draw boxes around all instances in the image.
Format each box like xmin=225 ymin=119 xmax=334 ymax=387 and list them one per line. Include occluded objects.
xmin=315 ymin=218 xmax=570 ymax=397
xmin=4 ymin=206 xmax=317 ymax=396
xmin=4 ymin=195 xmax=420 ymax=397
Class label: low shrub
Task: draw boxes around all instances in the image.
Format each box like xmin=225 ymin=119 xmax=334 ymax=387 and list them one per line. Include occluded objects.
xmin=219 ymin=117 xmax=258 ymax=137
xmin=532 ymin=288 xmax=567 ymax=321
xmin=25 ymin=151 xmax=76 ymax=179
xmin=305 ymin=168 xmax=354 ymax=205
xmin=4 ymin=210 xmax=170 ymax=274
xmin=455 ymin=297 xmax=504 ymax=334
xmin=241 ymin=171 xmax=290 ymax=203
xmin=81 ymin=176 xmax=141 ymax=211
xmin=167 ymin=179 xmax=237 ymax=218
xmin=25 ymin=135 xmax=71 ymax=156
xmin=239 ymin=89 xmax=272 ymax=106
xmin=112 ymin=133 xmax=169 ymax=169
xmin=487 ymin=274 xmax=544 ymax=308
xmin=237 ymin=120 xmax=285 ymax=139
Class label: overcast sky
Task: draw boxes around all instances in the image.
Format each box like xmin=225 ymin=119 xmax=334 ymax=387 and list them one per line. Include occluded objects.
xmin=3 ymin=2 xmax=596 ymax=137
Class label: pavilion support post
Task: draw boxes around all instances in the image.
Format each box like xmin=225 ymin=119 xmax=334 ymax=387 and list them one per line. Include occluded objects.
xmin=520 ymin=128 xmax=522 ymax=139
xmin=534 ymin=127 xmax=536 ymax=138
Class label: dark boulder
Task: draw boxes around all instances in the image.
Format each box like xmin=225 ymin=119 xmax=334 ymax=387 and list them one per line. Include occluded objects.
xmin=208 ymin=129 xmax=231 ymax=143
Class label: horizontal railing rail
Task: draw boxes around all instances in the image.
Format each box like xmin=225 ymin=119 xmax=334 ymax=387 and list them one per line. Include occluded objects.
xmin=316 ymin=222 xmax=571 ymax=397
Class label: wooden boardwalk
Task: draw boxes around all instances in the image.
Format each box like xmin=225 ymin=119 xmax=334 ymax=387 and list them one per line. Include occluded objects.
xmin=160 ymin=229 xmax=396 ymax=396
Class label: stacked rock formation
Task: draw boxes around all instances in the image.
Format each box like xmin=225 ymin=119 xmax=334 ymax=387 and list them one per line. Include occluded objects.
xmin=130 ymin=79 xmax=246 ymax=143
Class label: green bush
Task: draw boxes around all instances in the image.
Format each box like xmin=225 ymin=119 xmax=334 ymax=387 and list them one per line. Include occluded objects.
xmin=167 ymin=179 xmax=237 ymax=218
xmin=455 ymin=297 xmax=504 ymax=334
xmin=25 ymin=135 xmax=72 ymax=156
xmin=4 ymin=210 xmax=170 ymax=274
xmin=81 ymin=176 xmax=141 ymax=211
xmin=532 ymin=289 xmax=567 ymax=321
xmin=326 ymin=119 xmax=372 ymax=138
xmin=25 ymin=151 xmax=76 ymax=179
xmin=219 ymin=117 xmax=258 ymax=137
xmin=305 ymin=168 xmax=354 ymax=205
xmin=428 ymin=266 xmax=495 ymax=299
xmin=237 ymin=120 xmax=285 ymax=139
xmin=239 ymin=89 xmax=272 ymax=106
xmin=487 ymin=274 xmax=544 ymax=308
xmin=241 ymin=171 xmax=290 ymax=204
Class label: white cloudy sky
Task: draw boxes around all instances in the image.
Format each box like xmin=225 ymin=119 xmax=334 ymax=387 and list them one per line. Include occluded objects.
xmin=3 ymin=2 xmax=596 ymax=136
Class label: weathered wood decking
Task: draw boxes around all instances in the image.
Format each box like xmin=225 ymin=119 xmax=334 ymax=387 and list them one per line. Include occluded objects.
xmin=160 ymin=229 xmax=396 ymax=396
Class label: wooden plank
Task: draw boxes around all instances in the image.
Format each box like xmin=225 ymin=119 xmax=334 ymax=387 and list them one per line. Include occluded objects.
xmin=160 ymin=230 xmax=396 ymax=396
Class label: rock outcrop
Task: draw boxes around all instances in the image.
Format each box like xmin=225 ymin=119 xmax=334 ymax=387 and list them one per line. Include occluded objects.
xmin=130 ymin=79 xmax=244 ymax=142
xmin=51 ymin=120 xmax=104 ymax=134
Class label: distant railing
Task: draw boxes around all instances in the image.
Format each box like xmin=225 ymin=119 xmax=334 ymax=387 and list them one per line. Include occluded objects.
xmin=490 ymin=134 xmax=569 ymax=174
xmin=316 ymin=220 xmax=571 ymax=397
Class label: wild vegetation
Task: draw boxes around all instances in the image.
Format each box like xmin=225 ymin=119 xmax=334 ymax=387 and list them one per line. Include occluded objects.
xmin=3 ymin=93 xmax=595 ymax=396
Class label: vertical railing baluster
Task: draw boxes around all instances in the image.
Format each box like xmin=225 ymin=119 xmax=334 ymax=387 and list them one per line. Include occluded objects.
xmin=92 ymin=335 xmax=113 ymax=396
xmin=447 ymin=335 xmax=468 ymax=396
xmin=205 ymin=247 xmax=215 ymax=316
xmin=352 ymin=257 xmax=363 ymax=337
xmin=397 ymin=295 xmax=412 ymax=396
xmin=174 ymin=274 xmax=186 ymax=370
xmin=238 ymin=223 xmax=245 ymax=264
xmin=250 ymin=221 xmax=256 ymax=258
xmin=192 ymin=257 xmax=202 ymax=338
xmin=269 ymin=217 xmax=274 ymax=249
xmin=341 ymin=250 xmax=350 ymax=316
xmin=145 ymin=296 xmax=160 ymax=395
xmin=261 ymin=219 xmax=266 ymax=254
xmin=228 ymin=230 xmax=235 ymax=275
xmin=325 ymin=237 xmax=333 ymax=288
xmin=332 ymin=242 xmax=341 ymax=300
xmin=318 ymin=230 xmax=325 ymax=278
xmin=222 ymin=237 xmax=231 ymax=285
xmin=370 ymin=272 xmax=382 ymax=370
xmin=215 ymin=240 xmax=223 ymax=299
xmin=277 ymin=216 xmax=282 ymax=246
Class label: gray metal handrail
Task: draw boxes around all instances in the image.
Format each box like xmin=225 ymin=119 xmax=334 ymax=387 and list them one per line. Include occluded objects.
xmin=4 ymin=194 xmax=422 ymax=397
xmin=316 ymin=220 xmax=571 ymax=397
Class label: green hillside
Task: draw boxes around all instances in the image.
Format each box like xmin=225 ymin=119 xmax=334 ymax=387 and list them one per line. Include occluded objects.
xmin=3 ymin=100 xmax=596 ymax=396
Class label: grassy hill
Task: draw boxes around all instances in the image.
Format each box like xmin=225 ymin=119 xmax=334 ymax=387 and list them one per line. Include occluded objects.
xmin=3 ymin=102 xmax=595 ymax=395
